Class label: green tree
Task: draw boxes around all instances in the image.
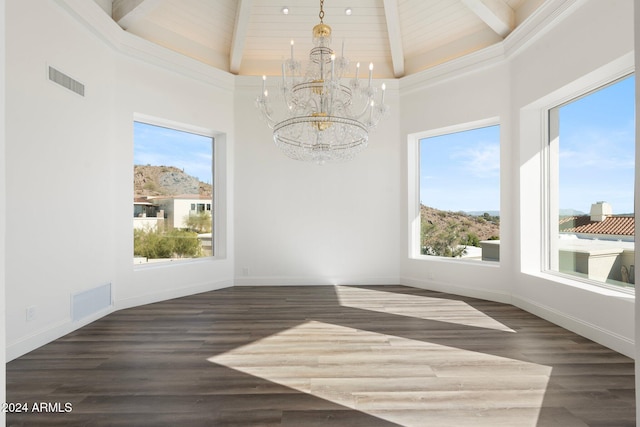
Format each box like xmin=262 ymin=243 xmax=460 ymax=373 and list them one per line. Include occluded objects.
xmin=462 ymin=232 xmax=480 ymax=247
xmin=184 ymin=211 xmax=212 ymax=233
xmin=134 ymin=227 xmax=202 ymax=259
xmin=421 ymin=220 xmax=467 ymax=257
xmin=167 ymin=229 xmax=201 ymax=258
xmin=134 ymin=227 xmax=173 ymax=258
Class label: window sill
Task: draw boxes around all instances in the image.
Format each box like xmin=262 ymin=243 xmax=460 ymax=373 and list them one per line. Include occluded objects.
xmin=410 ymin=254 xmax=500 ymax=268
xmin=523 ymin=270 xmax=634 ymax=299
xmin=133 ymin=255 xmax=225 ymax=270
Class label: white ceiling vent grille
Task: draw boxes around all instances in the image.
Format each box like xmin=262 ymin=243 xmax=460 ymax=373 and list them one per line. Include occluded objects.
xmin=48 ymin=66 xmax=85 ymax=96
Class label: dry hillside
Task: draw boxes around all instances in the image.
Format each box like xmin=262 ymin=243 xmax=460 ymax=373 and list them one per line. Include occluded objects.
xmin=134 ymin=165 xmax=213 ymax=197
xmin=420 ymin=205 xmax=500 ymax=241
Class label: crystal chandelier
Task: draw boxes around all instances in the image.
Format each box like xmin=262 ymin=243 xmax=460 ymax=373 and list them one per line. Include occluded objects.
xmin=255 ymin=0 xmax=389 ymax=164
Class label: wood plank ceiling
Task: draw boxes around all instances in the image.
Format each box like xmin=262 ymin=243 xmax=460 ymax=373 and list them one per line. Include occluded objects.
xmin=104 ymin=0 xmax=545 ymax=78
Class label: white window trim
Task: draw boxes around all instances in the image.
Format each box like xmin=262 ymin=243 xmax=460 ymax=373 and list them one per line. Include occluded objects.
xmin=519 ymin=52 xmax=634 ymax=294
xmin=132 ymin=113 xmax=228 ymax=268
xmin=407 ymin=116 xmax=500 ymax=262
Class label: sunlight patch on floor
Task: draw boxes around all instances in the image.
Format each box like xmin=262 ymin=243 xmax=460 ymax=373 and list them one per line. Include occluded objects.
xmin=334 ymin=286 xmax=516 ymax=333
xmin=208 ymin=320 xmax=550 ymax=427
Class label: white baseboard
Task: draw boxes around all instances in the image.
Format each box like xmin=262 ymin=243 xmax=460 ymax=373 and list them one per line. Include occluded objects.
xmin=115 ymin=279 xmax=233 ymax=311
xmin=400 ymin=276 xmax=634 ymax=358
xmin=233 ymin=276 xmax=401 ymax=287
xmin=400 ymin=276 xmax=512 ymax=304
xmin=6 ymin=306 xmax=114 ymax=362
xmin=512 ymin=295 xmax=634 ymax=358
xmin=6 ymin=279 xmax=233 ymax=362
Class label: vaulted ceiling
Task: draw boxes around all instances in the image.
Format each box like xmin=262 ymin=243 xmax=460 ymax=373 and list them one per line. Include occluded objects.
xmin=97 ymin=0 xmax=546 ymax=78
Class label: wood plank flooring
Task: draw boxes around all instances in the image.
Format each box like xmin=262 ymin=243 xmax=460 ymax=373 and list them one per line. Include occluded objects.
xmin=6 ymin=285 xmax=635 ymax=426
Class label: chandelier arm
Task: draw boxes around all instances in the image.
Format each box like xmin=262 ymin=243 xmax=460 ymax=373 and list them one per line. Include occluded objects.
xmin=352 ymin=102 xmax=374 ymax=123
xmin=283 ymin=92 xmax=298 ymax=112
xmin=256 ymin=93 xmax=280 ymax=128
xmin=257 ymin=105 xmax=277 ymax=129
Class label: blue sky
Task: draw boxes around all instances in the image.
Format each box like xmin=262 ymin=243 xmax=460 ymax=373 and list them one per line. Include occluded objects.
xmin=420 ymin=74 xmax=635 ymax=215
xmin=133 ymin=121 xmax=213 ymax=184
xmin=558 ymin=75 xmax=635 ymax=214
xmin=420 ymin=125 xmax=501 ymax=213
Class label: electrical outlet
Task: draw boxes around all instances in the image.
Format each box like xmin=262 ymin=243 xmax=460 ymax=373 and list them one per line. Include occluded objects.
xmin=242 ymin=267 xmax=250 ymax=276
xmin=26 ymin=305 xmax=37 ymax=322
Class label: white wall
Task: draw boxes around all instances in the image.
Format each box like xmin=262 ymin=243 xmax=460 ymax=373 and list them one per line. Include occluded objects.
xmin=5 ymin=0 xmax=235 ymax=360
xmin=0 ymin=0 xmax=7 ymax=421
xmin=512 ymin=0 xmax=634 ymax=356
xmin=233 ymin=78 xmax=401 ymax=286
xmin=399 ymin=0 xmax=635 ymax=357
xmin=111 ymin=37 xmax=235 ymax=310
xmin=6 ymin=0 xmax=116 ymax=359
xmin=400 ymin=59 xmax=513 ymax=303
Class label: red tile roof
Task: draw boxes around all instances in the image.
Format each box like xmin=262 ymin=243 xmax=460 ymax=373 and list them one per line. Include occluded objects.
xmin=559 ymin=215 xmax=634 ymax=236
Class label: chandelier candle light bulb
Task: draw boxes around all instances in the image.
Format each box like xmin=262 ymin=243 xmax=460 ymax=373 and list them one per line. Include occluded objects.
xmin=255 ymin=0 xmax=389 ymax=163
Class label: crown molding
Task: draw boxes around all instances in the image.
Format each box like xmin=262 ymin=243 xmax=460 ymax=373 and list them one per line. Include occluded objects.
xmin=53 ymin=0 xmax=587 ymax=97
xmin=399 ymin=0 xmax=587 ymax=95
xmin=503 ymin=0 xmax=588 ymax=59
xmin=53 ymin=0 xmax=235 ymax=92
xmin=399 ymin=43 xmax=506 ymax=95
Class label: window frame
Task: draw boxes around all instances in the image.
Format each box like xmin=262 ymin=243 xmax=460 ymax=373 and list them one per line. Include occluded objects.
xmin=132 ymin=113 xmax=227 ymax=267
xmin=407 ymin=117 xmax=501 ymax=263
xmin=541 ymin=74 xmax=635 ymax=294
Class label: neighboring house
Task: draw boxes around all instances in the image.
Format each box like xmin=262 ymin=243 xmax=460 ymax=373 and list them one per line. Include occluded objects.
xmin=481 ymin=202 xmax=635 ymax=285
xmin=147 ymin=194 xmax=212 ymax=230
xmin=559 ymin=202 xmax=634 ymax=242
xmin=133 ymin=197 xmax=164 ymax=231
xmin=558 ymin=202 xmax=634 ymax=284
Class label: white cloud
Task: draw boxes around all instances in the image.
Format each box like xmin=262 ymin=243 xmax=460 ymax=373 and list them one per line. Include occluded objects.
xmin=560 ymin=125 xmax=634 ymax=170
xmin=451 ymin=143 xmax=500 ymax=178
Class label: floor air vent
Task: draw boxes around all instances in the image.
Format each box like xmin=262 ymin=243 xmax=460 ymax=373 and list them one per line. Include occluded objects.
xmin=48 ymin=66 xmax=85 ymax=96
xmin=72 ymin=283 xmax=111 ymax=322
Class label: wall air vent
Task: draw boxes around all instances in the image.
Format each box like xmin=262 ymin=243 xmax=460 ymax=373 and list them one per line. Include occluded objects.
xmin=48 ymin=66 xmax=85 ymax=96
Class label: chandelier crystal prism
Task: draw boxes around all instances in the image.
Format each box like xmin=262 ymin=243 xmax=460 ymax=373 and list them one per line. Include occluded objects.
xmin=255 ymin=0 xmax=389 ymax=164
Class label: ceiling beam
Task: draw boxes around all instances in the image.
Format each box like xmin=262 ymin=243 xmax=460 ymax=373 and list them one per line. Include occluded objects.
xmin=113 ymin=0 xmax=164 ymax=30
xmin=382 ymin=0 xmax=405 ymax=78
xmin=461 ymin=0 xmax=515 ymax=38
xmin=229 ymin=0 xmax=253 ymax=75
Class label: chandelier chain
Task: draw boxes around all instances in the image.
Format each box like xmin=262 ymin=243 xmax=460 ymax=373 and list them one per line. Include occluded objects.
xmin=319 ymin=0 xmax=324 ymax=23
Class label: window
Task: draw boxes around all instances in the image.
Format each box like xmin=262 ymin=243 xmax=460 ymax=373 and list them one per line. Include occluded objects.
xmin=417 ymin=122 xmax=500 ymax=261
xmin=133 ymin=121 xmax=214 ymax=264
xmin=546 ymin=75 xmax=635 ymax=290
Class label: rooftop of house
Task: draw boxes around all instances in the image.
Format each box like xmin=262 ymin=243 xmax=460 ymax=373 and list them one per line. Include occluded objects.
xmin=559 ymin=215 xmax=634 ymax=237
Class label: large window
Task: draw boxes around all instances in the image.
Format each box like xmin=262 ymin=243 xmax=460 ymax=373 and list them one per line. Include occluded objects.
xmin=418 ymin=123 xmax=500 ymax=262
xmin=133 ymin=120 xmax=214 ymax=264
xmin=546 ymin=75 xmax=635 ymax=290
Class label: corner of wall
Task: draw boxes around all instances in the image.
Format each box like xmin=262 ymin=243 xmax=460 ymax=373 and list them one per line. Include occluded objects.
xmin=0 ymin=0 xmax=7 ymax=420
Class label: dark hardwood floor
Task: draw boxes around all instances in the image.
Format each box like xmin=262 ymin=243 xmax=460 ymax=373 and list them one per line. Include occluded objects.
xmin=6 ymin=285 xmax=635 ymax=426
